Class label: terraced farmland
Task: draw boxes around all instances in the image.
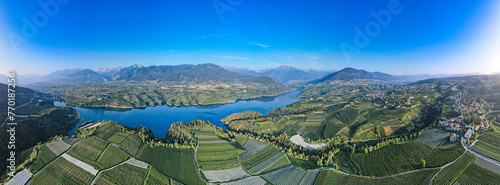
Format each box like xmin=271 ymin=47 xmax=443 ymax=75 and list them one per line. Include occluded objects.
xmin=28 ymin=157 xmax=95 ymax=185
xmin=94 ymin=163 xmax=147 ymax=185
xmin=314 ymin=169 xmax=438 ymax=185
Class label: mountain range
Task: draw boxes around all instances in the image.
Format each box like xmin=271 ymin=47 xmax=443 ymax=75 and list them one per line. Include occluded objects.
xmin=310 ymin=67 xmax=397 ymax=83
xmin=225 ymin=65 xmax=333 ymax=84
xmin=22 ymin=64 xmax=489 ymax=85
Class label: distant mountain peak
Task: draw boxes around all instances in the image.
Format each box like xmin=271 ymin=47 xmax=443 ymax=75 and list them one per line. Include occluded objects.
xmin=311 ymin=67 xmax=395 ymax=83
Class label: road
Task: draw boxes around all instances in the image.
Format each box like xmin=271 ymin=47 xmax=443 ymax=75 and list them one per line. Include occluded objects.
xmin=461 ymin=137 xmax=500 ymax=166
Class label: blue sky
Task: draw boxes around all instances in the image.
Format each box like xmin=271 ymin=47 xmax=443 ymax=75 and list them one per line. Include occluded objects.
xmin=1 ymin=0 xmax=499 ymax=75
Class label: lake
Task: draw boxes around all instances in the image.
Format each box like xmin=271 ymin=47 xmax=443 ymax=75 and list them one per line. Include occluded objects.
xmin=55 ymin=91 xmax=301 ymax=137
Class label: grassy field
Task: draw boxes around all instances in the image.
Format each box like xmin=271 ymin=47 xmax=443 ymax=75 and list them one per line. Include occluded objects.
xmin=28 ymin=157 xmax=95 ymax=185
xmin=66 ymin=136 xmax=108 ymax=170
xmin=97 ymin=144 xmax=130 ymax=169
xmin=457 ymin=162 xmax=500 ymax=185
xmin=417 ymin=129 xmax=450 ymax=149
xmin=138 ymin=146 xmax=205 ymax=185
xmin=118 ymin=134 xmax=143 ymax=157
xmin=433 ymin=152 xmax=476 ymax=185
xmin=144 ymin=166 xmax=181 ymax=185
xmin=94 ymin=163 xmax=147 ymax=185
xmin=28 ymin=145 xmax=57 ymax=173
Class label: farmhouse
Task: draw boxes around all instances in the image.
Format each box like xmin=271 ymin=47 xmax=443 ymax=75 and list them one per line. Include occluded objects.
xmin=449 ymin=133 xmax=459 ymax=142
xmin=465 ymin=129 xmax=474 ymax=138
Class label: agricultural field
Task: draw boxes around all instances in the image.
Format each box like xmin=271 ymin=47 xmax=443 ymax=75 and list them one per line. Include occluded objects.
xmin=417 ymin=129 xmax=450 ymax=149
xmin=471 ymin=131 xmax=500 ymax=162
xmin=350 ymin=141 xmax=432 ymax=176
xmin=240 ymin=141 xmax=290 ymax=175
xmin=28 ymin=157 xmax=95 ymax=185
xmin=202 ymin=166 xmax=248 ymax=182
xmin=92 ymin=122 xmax=121 ymax=140
xmin=248 ymin=152 xmax=288 ymax=174
xmin=262 ymin=166 xmax=306 ymax=185
xmin=457 ymin=162 xmax=500 ymax=185
xmin=314 ymin=168 xmax=438 ymax=185
xmin=45 ymin=140 xmax=71 ymax=156
xmin=313 ymin=170 xmax=346 ymax=185
xmin=471 ymin=141 xmax=500 ymax=162
xmin=66 ymin=136 xmax=108 ymax=170
xmin=107 ymin=132 xmax=130 ymax=144
xmin=28 ymin=145 xmax=57 ymax=173
xmin=195 ymin=131 xmax=245 ymax=171
xmin=97 ymin=144 xmax=130 ymax=169
xmin=222 ymin=176 xmax=267 ymax=185
xmin=299 ymin=170 xmax=320 ymax=185
xmin=118 ymin=134 xmax=144 ymax=157
xmin=144 ymin=166 xmax=182 ymax=185
xmin=94 ymin=163 xmax=147 ymax=185
xmin=423 ymin=140 xmax=464 ymax=168
xmin=343 ymin=168 xmax=438 ymax=185
xmin=432 ymin=152 xmax=476 ymax=185
xmin=138 ymin=145 xmax=205 ymax=185
xmin=472 ymin=157 xmax=500 ymax=175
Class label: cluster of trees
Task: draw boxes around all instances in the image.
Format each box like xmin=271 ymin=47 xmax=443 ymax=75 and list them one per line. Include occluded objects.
xmin=0 ymin=107 xmax=81 ymax=180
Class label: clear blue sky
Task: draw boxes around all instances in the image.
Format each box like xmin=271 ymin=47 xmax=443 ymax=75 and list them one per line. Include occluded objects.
xmin=1 ymin=0 xmax=499 ymax=75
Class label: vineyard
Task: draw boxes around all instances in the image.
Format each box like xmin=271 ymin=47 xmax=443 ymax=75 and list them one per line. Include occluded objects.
xmin=433 ymin=152 xmax=476 ymax=185
xmin=195 ymin=131 xmax=245 ymax=171
xmin=262 ymin=166 xmax=306 ymax=185
xmin=144 ymin=166 xmax=180 ymax=185
xmin=107 ymin=132 xmax=130 ymax=144
xmin=118 ymin=134 xmax=143 ymax=157
xmin=66 ymin=136 xmax=108 ymax=170
xmin=28 ymin=157 xmax=95 ymax=185
xmin=94 ymin=163 xmax=147 ymax=185
xmin=97 ymin=144 xmax=130 ymax=169
xmin=138 ymin=145 xmax=204 ymax=185
xmin=28 ymin=145 xmax=57 ymax=173
xmin=457 ymin=162 xmax=500 ymax=185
